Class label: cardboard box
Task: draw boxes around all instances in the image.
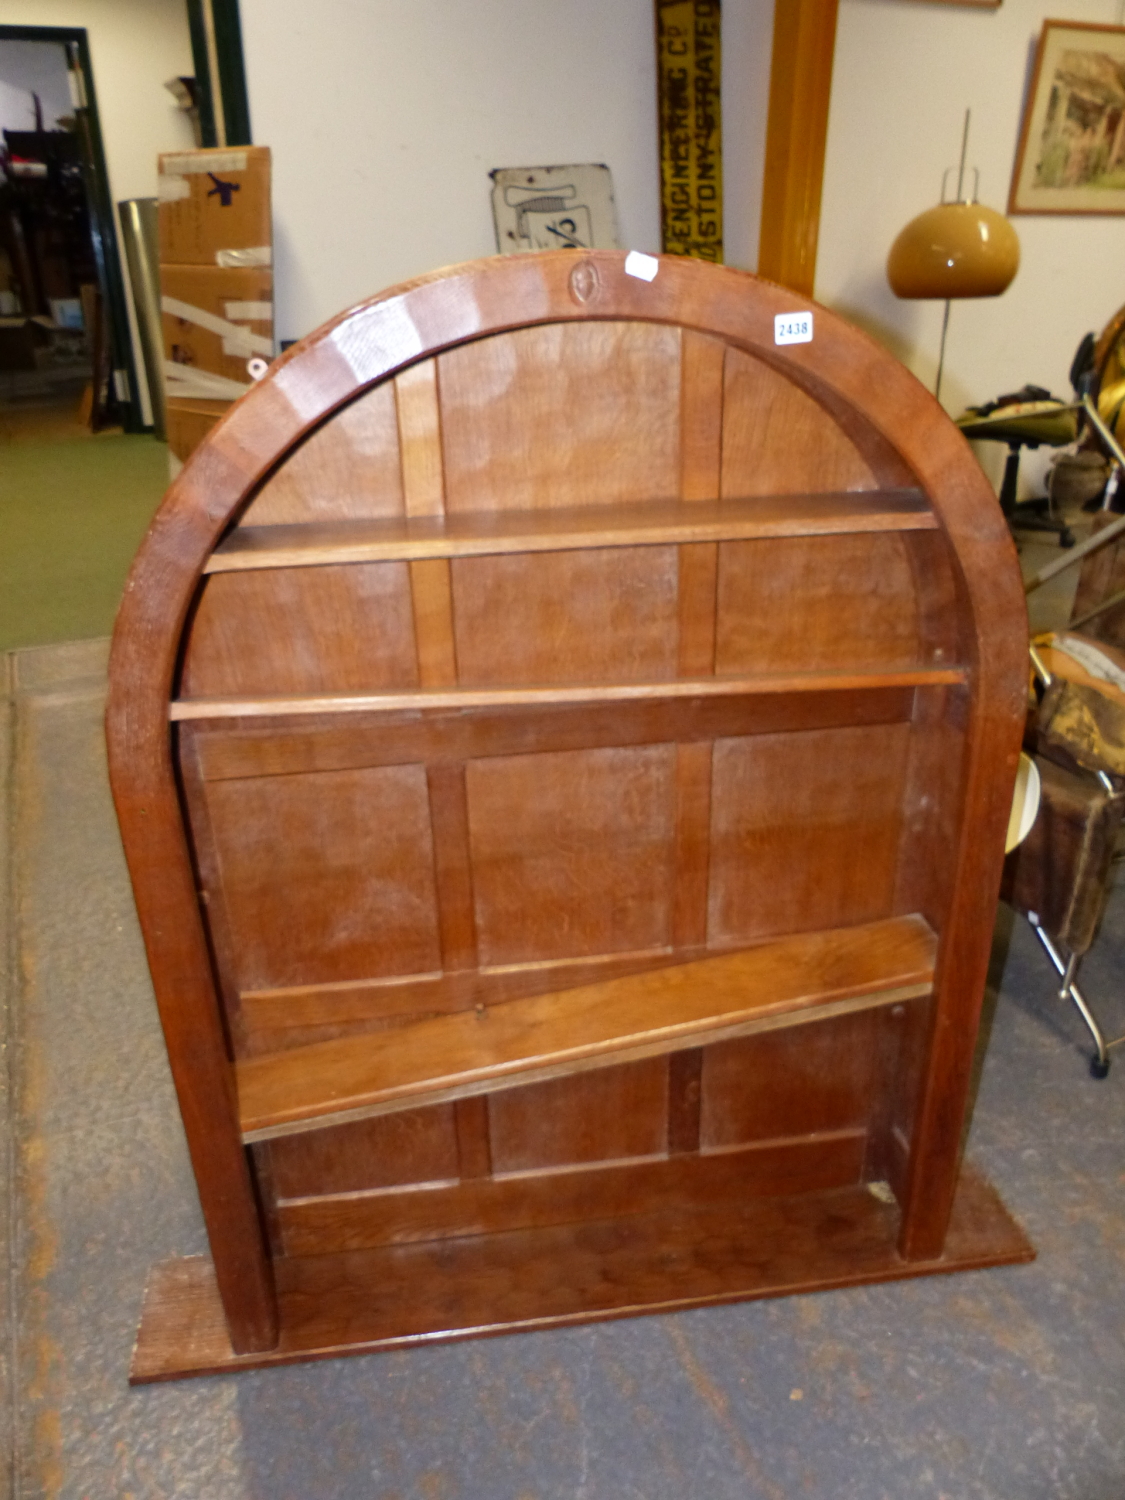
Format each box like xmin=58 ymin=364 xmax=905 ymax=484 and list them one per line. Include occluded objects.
xmin=161 ymin=263 xmax=272 ymax=402
xmin=158 ymin=145 xmax=271 ymax=267
xmin=165 ymin=397 xmax=230 ymax=464
xmin=0 ymin=316 xmax=50 ymax=371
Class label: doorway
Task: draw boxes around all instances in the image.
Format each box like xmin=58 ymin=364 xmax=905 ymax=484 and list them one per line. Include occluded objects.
xmin=0 ymin=25 xmax=139 ymax=436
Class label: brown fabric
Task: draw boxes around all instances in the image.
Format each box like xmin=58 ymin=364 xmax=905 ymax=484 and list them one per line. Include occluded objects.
xmin=1003 ymin=755 xmax=1124 ymax=954
xmin=1070 ymin=512 xmax=1125 ymax=647
xmin=1038 ymin=678 xmax=1125 ymax=780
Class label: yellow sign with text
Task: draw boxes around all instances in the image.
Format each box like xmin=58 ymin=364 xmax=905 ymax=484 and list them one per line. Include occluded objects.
xmin=657 ymin=0 xmax=722 ymax=262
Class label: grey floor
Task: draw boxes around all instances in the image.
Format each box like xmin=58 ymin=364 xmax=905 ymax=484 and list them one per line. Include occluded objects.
xmin=5 ymin=571 xmax=1125 ymax=1497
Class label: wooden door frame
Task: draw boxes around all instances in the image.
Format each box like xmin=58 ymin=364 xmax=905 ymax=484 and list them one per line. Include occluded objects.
xmin=0 ymin=23 xmax=143 ymax=431
xmin=186 ymin=0 xmax=252 ymax=148
xmin=757 ymin=0 xmax=840 ymax=296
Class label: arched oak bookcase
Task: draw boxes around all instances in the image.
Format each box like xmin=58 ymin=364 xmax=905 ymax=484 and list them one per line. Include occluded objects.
xmin=107 ymin=251 xmax=1033 ymax=1380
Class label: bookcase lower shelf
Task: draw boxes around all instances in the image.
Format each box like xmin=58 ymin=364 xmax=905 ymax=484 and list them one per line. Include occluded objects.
xmin=129 ymin=1162 xmax=1033 ymax=1383
xmin=237 ymin=915 xmax=938 ymax=1142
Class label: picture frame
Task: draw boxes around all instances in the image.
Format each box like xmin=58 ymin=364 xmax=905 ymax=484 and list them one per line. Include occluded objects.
xmin=1009 ymin=20 xmax=1125 ymax=214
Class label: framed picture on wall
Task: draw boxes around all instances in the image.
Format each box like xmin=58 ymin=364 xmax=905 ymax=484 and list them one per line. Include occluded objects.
xmin=1010 ymin=20 xmax=1125 ymax=214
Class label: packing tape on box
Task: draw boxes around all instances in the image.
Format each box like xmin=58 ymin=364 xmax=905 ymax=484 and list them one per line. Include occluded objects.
xmin=158 ymin=150 xmax=253 ymax=202
xmin=164 ymin=361 xmax=251 ymax=400
xmin=161 ymin=150 xmax=249 ymax=176
xmin=224 ymin=301 xmax=272 ymax=321
xmin=161 ymin=295 xmax=274 ymax=358
xmin=157 ymin=176 xmax=191 ymax=202
xmin=216 ymin=247 xmax=271 ymax=268
xmin=221 ymin=302 xmax=274 ymax=358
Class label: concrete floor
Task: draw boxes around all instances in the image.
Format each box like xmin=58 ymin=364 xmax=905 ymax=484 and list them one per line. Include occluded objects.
xmin=3 ymin=624 xmax=1125 ymax=1500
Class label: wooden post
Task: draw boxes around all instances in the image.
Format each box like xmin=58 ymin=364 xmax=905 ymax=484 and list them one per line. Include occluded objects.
xmin=757 ymin=0 xmax=840 ymax=295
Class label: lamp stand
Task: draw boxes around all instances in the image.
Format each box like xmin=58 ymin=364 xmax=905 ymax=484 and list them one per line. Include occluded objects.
xmin=934 ymin=110 xmax=969 ymax=406
xmin=936 ymin=298 xmax=952 ymax=404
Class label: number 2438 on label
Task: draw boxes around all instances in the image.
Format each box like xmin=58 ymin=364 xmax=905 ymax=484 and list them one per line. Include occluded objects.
xmin=774 ymin=312 xmax=813 ymax=346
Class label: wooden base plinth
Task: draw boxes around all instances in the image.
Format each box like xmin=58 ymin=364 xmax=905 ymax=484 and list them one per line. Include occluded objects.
xmin=130 ymin=1162 xmax=1033 ymax=1383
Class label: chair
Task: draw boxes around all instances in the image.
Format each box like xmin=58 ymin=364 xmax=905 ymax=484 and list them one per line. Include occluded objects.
xmin=956 ymin=389 xmax=1078 ymax=547
xmin=1004 ymin=654 xmax=1125 ymax=1076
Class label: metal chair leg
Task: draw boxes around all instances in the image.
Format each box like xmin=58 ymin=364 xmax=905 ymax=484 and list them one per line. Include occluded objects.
xmin=1027 ymin=918 xmax=1111 ymax=1078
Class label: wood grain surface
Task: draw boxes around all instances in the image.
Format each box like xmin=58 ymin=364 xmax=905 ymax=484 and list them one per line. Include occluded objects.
xmin=169 ymin=667 xmax=967 ymax=722
xmin=186 ymin=688 xmax=920 ymax=784
xmin=236 ymin=915 xmax=936 ymax=1141
xmin=106 ymin=250 xmax=1028 ymax=1360
xmin=274 ymin=1129 xmax=868 ymax=1257
xmin=205 ymin=491 xmax=937 ymax=571
xmin=129 ymin=1162 xmax=1033 ymax=1382
xmin=758 ymin=0 xmax=840 ymax=295
xmin=438 ymin=322 xmax=682 ymax=512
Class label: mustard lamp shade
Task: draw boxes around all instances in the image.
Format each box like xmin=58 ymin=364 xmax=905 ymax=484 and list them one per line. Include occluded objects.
xmin=887 ymin=201 xmax=1020 ymax=300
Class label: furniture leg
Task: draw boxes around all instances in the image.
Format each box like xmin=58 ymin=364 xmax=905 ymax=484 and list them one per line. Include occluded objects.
xmin=999 ymin=443 xmax=1021 ymax=517
xmin=896 ymin=678 xmax=1023 ymax=1261
xmin=1027 ymin=917 xmax=1111 ymax=1078
xmin=998 ymin=441 xmax=1075 ymax=546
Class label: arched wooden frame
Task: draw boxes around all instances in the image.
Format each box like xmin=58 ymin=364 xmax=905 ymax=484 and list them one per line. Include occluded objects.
xmin=106 ymin=251 xmax=1029 ymax=1366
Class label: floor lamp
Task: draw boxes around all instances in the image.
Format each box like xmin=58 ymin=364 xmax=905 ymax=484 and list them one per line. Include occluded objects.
xmin=887 ymin=111 xmax=1019 ymax=402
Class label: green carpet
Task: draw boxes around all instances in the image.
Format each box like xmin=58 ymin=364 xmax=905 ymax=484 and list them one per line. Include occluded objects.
xmin=0 ymin=435 xmax=168 ymax=650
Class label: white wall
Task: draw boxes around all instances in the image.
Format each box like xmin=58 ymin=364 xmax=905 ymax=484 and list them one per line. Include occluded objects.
xmin=0 ymin=0 xmax=196 ymax=422
xmin=0 ymin=39 xmax=72 ymax=133
xmin=723 ymin=0 xmax=775 ymax=274
xmin=240 ymin=0 xmax=774 ymax=346
xmin=0 ymin=0 xmax=1111 ymax=464
xmin=243 ymin=0 xmax=1122 ymax=497
xmin=819 ymin=0 xmax=1125 ymax=492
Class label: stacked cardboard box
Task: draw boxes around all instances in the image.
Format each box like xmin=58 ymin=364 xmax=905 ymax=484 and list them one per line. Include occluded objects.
xmin=158 ymin=145 xmax=272 ymax=466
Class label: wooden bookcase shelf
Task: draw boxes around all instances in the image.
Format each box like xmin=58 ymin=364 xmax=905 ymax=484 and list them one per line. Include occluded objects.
xmin=204 ymin=489 xmax=938 ymax=573
xmin=238 ymin=914 xmax=937 ymax=1141
xmin=169 ymin=667 xmax=968 ymax=722
xmin=107 ymin=252 xmax=1032 ymax=1381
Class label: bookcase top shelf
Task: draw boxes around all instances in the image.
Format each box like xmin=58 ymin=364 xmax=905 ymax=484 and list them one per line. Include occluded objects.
xmin=205 ymin=490 xmax=938 ymax=573
xmin=169 ymin=666 xmax=968 ymax=723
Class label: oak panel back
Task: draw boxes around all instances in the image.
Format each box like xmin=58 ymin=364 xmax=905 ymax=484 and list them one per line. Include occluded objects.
xmin=107 ymin=253 xmax=1027 ymax=1352
xmin=178 ymin=316 xmax=954 ymax=1226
